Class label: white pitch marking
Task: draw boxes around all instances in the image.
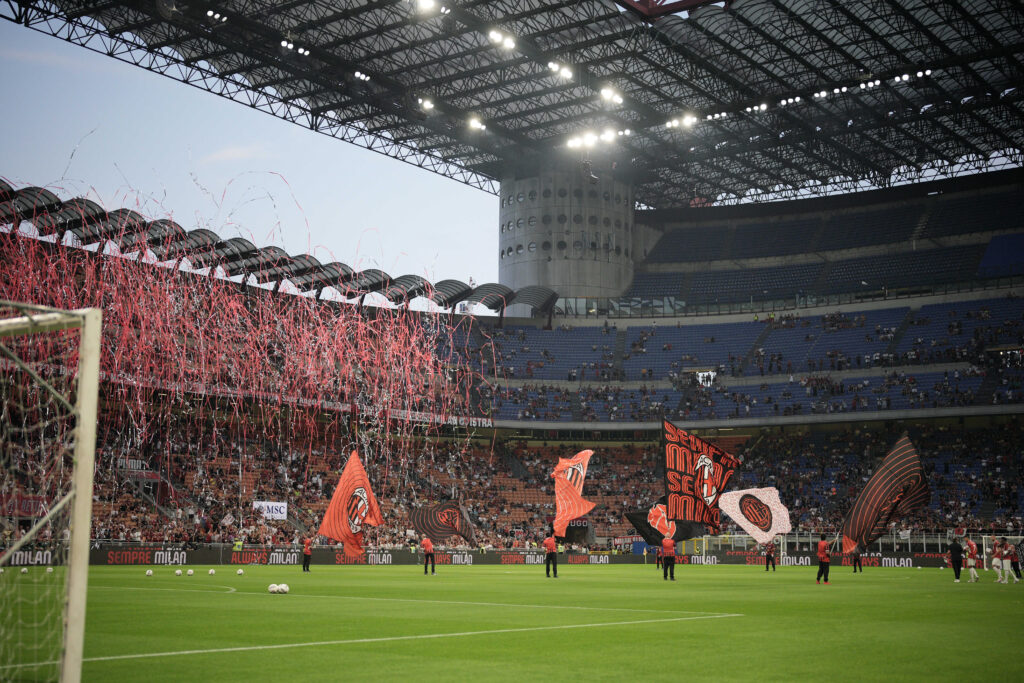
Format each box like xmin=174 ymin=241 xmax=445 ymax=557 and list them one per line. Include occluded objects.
xmin=92 ymin=584 xmax=237 ymax=594
xmin=1 ymin=613 xmax=743 ymax=670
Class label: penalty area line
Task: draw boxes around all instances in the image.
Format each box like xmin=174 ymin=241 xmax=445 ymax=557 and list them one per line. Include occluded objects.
xmin=1 ymin=613 xmax=744 ymax=669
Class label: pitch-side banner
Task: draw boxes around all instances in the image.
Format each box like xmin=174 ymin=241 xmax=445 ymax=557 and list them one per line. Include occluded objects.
xmin=663 ymin=422 xmax=739 ymax=533
xmin=253 ymin=500 xmax=288 ymax=521
xmin=718 ymin=488 xmax=792 ymax=545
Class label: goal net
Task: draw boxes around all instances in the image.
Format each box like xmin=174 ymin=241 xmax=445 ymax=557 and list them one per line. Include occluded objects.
xmin=0 ymin=302 xmax=101 ymax=683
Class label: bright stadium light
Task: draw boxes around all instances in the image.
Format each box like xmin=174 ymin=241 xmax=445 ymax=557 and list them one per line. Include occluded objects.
xmin=287 ymin=42 xmax=294 ymax=50
xmin=559 ymin=67 xmax=572 ymax=79
xmin=760 ymin=103 xmax=768 ymax=110
xmin=469 ymin=117 xmax=486 ymax=130
xmin=684 ymin=115 xmax=696 ymax=126
xmin=417 ymin=0 xmax=436 ymax=10
xmin=583 ymin=132 xmax=597 ymax=147
xmin=503 ymin=36 xmax=515 ymax=49
xmin=567 ymin=137 xmax=581 ymax=148
xmin=600 ymin=129 xmax=615 ymax=142
xmin=207 ymin=9 xmax=214 ymax=16
xmin=548 ymin=61 xmax=558 ymax=71
xmin=600 ymin=88 xmax=613 ymax=100
xmin=281 ymin=40 xmax=288 ymax=47
xmin=924 ymin=69 xmax=932 ymax=76
xmin=488 ymin=30 xmax=502 ymax=42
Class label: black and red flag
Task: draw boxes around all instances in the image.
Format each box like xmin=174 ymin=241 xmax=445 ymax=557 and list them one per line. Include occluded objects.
xmin=551 ymin=449 xmax=596 ymax=536
xmin=840 ymin=434 xmax=929 ymax=554
xmin=625 ymin=496 xmax=707 ymax=546
xmin=663 ymin=421 xmax=739 ymax=534
xmin=318 ymin=451 xmax=384 ymax=556
xmin=409 ymin=501 xmax=477 ymax=545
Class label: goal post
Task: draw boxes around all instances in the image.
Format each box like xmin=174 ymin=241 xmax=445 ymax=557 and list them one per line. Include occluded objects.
xmin=0 ymin=302 xmax=101 ymax=683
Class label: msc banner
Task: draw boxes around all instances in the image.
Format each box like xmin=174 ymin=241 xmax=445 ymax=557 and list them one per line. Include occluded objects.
xmin=253 ymin=500 xmax=288 ymax=521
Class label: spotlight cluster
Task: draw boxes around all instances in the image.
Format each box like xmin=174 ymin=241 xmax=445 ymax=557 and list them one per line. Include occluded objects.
xmin=600 ymin=87 xmax=624 ymax=105
xmin=280 ymin=40 xmax=311 ymax=56
xmin=487 ymin=30 xmax=516 ymax=50
xmin=566 ymin=128 xmax=630 ymax=148
xmin=354 ymin=71 xmax=371 ymax=82
xmin=205 ymin=9 xmax=227 ymax=23
xmin=547 ymin=62 xmax=573 ymax=79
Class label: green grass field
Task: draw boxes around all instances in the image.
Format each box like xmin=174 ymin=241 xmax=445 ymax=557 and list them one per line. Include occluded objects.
xmin=5 ymin=563 xmax=1024 ymax=681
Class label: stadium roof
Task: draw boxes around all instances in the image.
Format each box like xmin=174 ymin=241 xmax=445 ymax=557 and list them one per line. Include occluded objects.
xmin=0 ymin=182 xmax=555 ymax=314
xmin=4 ymin=0 xmax=1023 ymax=207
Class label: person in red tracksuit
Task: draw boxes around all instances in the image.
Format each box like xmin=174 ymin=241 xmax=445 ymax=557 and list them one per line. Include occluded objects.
xmin=661 ymin=536 xmax=676 ymax=581
xmin=422 ymin=537 xmax=435 ymax=575
xmin=816 ymin=533 xmax=830 ymax=584
xmin=302 ymin=536 xmax=313 ymax=572
xmin=763 ymin=541 xmax=776 ymax=572
xmin=655 ymin=544 xmax=662 ymax=569
xmin=543 ymin=534 xmax=558 ymax=578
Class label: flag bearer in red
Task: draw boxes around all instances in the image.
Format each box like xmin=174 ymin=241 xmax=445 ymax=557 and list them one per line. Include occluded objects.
xmin=816 ymin=533 xmax=830 ymax=584
xmin=762 ymin=540 xmax=776 ymax=572
xmin=661 ymin=536 xmax=676 ymax=581
xmin=302 ymin=536 xmax=313 ymax=572
xmin=543 ymin=534 xmax=558 ymax=578
xmin=1006 ymin=538 xmax=1022 ymax=583
xmin=318 ymin=452 xmax=383 ymax=556
xmin=422 ymin=536 xmax=435 ymax=576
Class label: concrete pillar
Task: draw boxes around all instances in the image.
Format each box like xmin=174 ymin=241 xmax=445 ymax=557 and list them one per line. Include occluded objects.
xmin=497 ymin=161 xmax=634 ymax=299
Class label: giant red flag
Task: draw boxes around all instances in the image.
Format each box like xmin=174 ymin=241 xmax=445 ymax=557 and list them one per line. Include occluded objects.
xmin=319 ymin=452 xmax=384 ymax=556
xmin=663 ymin=421 xmax=739 ymax=534
xmin=551 ymin=450 xmax=596 ymax=536
xmin=841 ymin=434 xmax=929 ymax=554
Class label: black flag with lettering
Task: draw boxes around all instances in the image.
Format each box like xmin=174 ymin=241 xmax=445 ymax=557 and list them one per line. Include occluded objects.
xmin=662 ymin=421 xmax=739 ymax=534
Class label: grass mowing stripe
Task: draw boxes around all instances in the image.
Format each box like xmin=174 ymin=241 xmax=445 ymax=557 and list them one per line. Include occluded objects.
xmin=92 ymin=584 xmax=720 ymax=614
xmin=4 ymin=613 xmax=744 ymax=669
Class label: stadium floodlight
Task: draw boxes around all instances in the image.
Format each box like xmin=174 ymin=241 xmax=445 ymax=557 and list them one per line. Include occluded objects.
xmin=600 ymin=87 xmax=613 ymax=100
xmin=623 ymin=128 xmax=631 ymax=136
xmin=418 ymin=0 xmax=436 ymax=10
xmin=794 ymin=96 xmax=800 ymax=102
xmin=213 ymin=12 xmax=220 ymax=19
xmin=924 ymin=69 xmax=932 ymax=76
xmin=833 ymin=88 xmax=840 ymax=94
xmin=559 ymin=67 xmax=572 ymax=79
xmin=567 ymin=137 xmax=581 ymax=148
xmin=488 ymin=30 xmax=502 ymax=42
xmin=207 ymin=9 xmax=213 ymax=16
xmin=841 ymin=86 xmax=848 ymax=92
xmin=469 ymin=117 xmax=486 ymax=130
xmin=221 ymin=15 xmax=227 ymax=22
xmin=860 ymin=82 xmax=867 ymax=89
xmin=503 ymin=36 xmax=516 ymax=49
xmin=600 ymin=129 xmax=615 ymax=142
xmin=287 ymin=42 xmax=294 ymax=49
xmin=902 ymin=74 xmax=910 ymax=81
xmin=419 ymin=98 xmax=434 ymax=110
xmin=583 ymin=132 xmax=597 ymax=147
xmin=548 ymin=61 xmax=558 ymax=71
xmin=759 ymin=103 xmax=768 ymax=110
xmin=440 ymin=6 xmax=450 ymax=14
xmin=916 ymin=71 xmax=924 ymax=78
xmin=281 ymin=40 xmax=288 ymax=47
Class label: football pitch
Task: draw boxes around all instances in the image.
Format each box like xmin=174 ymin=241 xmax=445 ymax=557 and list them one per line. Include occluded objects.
xmin=6 ymin=563 xmax=1024 ymax=681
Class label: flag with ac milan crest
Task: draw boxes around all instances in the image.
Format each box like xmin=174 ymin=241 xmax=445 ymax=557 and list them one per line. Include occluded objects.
xmin=718 ymin=487 xmax=792 ymax=545
xmin=551 ymin=450 xmax=596 ymax=536
xmin=663 ymin=422 xmax=739 ymax=534
xmin=410 ymin=501 xmax=477 ymax=544
xmin=319 ymin=451 xmax=383 ymax=556
xmin=625 ymin=496 xmax=707 ymax=546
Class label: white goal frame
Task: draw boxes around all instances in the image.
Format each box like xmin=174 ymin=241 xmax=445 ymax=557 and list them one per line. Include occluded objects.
xmin=0 ymin=303 xmax=101 ymax=683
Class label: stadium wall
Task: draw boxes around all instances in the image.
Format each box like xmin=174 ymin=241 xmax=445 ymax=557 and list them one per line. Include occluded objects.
xmin=64 ymin=545 xmax=962 ymax=569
